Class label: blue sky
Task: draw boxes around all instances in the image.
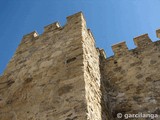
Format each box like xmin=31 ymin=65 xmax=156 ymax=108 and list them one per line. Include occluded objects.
xmin=1 ymin=0 xmax=160 ymax=75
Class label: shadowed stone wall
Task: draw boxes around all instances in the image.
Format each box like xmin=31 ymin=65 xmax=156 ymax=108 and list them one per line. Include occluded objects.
xmin=101 ymin=34 xmax=160 ymax=120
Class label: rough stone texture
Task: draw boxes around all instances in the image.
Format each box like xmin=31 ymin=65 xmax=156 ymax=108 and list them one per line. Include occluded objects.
xmin=101 ymin=34 xmax=160 ymax=120
xmin=0 ymin=12 xmax=88 ymax=120
xmin=0 ymin=12 xmax=160 ymax=120
xmin=82 ymin=29 xmax=108 ymax=120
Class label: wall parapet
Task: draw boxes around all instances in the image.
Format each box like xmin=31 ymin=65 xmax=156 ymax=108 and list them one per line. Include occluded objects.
xmin=66 ymin=11 xmax=86 ymax=26
xmin=97 ymin=48 xmax=107 ymax=59
xmin=105 ymin=29 xmax=160 ymax=59
xmin=44 ymin=22 xmax=61 ymax=33
xmin=112 ymin=41 xmax=128 ymax=57
xmin=133 ymin=34 xmax=152 ymax=48
xmin=20 ymin=12 xmax=160 ymax=61
xmin=156 ymin=29 xmax=160 ymax=38
xmin=23 ymin=31 xmax=38 ymax=39
xmin=22 ymin=11 xmax=86 ymax=41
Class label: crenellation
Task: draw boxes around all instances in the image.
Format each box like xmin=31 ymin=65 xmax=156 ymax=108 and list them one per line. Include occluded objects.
xmin=66 ymin=12 xmax=86 ymax=28
xmin=156 ymin=29 xmax=160 ymax=38
xmin=23 ymin=31 xmax=38 ymax=39
xmin=97 ymin=48 xmax=107 ymax=59
xmin=87 ymin=29 xmax=96 ymax=44
xmin=112 ymin=41 xmax=128 ymax=57
xmin=44 ymin=22 xmax=61 ymax=33
xmin=101 ymin=31 xmax=160 ymax=120
xmin=22 ymin=12 xmax=86 ymax=42
xmin=1 ymin=12 xmax=160 ymax=120
xmin=133 ymin=33 xmax=152 ymax=48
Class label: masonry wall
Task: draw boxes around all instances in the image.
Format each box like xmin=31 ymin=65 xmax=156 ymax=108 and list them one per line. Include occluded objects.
xmin=0 ymin=12 xmax=106 ymax=120
xmin=0 ymin=12 xmax=90 ymax=120
xmin=101 ymin=34 xmax=160 ymax=119
xmin=1 ymin=12 xmax=160 ymax=120
xmin=82 ymin=28 xmax=108 ymax=119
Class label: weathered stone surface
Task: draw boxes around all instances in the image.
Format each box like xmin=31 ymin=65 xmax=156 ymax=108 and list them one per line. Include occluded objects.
xmin=0 ymin=12 xmax=88 ymax=120
xmin=1 ymin=12 xmax=160 ymax=120
xmin=100 ymin=37 xmax=160 ymax=119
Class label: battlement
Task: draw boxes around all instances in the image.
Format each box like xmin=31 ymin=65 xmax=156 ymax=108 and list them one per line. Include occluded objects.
xmin=18 ymin=12 xmax=160 ymax=62
xmin=112 ymin=41 xmax=128 ymax=57
xmin=23 ymin=31 xmax=38 ymax=39
xmin=66 ymin=12 xmax=86 ymax=26
xmin=133 ymin=33 xmax=152 ymax=48
xmin=44 ymin=22 xmax=61 ymax=33
xmin=1 ymin=12 xmax=160 ymax=120
xmin=156 ymin=29 xmax=160 ymax=38
xmin=97 ymin=48 xmax=107 ymax=59
xmin=106 ymin=30 xmax=160 ymax=59
xmin=22 ymin=12 xmax=86 ymax=39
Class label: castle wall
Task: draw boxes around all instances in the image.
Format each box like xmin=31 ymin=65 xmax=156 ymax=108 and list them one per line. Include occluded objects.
xmin=82 ymin=28 xmax=107 ymax=120
xmin=0 ymin=12 xmax=89 ymax=120
xmin=101 ymin=34 xmax=160 ymax=119
xmin=0 ymin=12 xmax=160 ymax=120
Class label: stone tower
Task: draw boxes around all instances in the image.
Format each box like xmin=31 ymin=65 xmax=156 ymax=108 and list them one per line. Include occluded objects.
xmin=0 ymin=12 xmax=160 ymax=120
xmin=0 ymin=12 xmax=106 ymax=120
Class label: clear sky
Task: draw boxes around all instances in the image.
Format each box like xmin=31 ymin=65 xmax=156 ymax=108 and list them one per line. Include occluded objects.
xmin=1 ymin=0 xmax=160 ymax=75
